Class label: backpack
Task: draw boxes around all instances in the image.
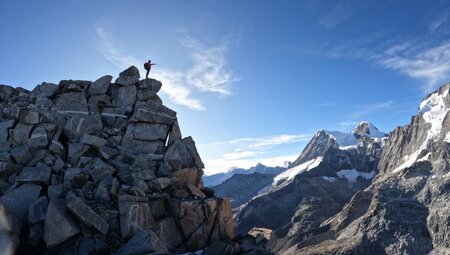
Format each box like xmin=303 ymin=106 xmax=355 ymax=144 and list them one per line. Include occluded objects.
xmin=144 ymin=62 xmax=150 ymax=70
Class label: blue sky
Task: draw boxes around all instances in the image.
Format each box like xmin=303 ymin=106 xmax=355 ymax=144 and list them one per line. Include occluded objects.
xmin=1 ymin=0 xmax=450 ymax=174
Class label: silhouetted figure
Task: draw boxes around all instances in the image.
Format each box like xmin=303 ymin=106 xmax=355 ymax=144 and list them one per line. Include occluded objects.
xmin=144 ymin=60 xmax=156 ymax=79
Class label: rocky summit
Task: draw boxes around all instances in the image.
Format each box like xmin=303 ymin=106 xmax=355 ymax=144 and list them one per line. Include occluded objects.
xmin=0 ymin=66 xmax=233 ymax=254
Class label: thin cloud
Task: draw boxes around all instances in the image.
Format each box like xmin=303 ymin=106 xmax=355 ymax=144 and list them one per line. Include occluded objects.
xmin=213 ymin=133 xmax=311 ymax=163
xmin=381 ymin=41 xmax=450 ymax=92
xmin=93 ymin=26 xmax=237 ymax=110
xmin=429 ymin=7 xmax=450 ymax=33
xmin=94 ymin=26 xmax=204 ymax=110
xmin=182 ymin=37 xmax=238 ymax=95
xmin=351 ymin=100 xmax=393 ymax=119
xmin=319 ymin=0 xmax=354 ymax=29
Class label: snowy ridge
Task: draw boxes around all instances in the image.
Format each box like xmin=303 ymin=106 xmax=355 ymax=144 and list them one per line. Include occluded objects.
xmin=273 ymin=157 xmax=323 ymax=185
xmin=394 ymin=87 xmax=449 ymax=173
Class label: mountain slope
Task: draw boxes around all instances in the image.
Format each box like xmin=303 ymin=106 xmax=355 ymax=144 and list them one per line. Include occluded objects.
xmin=211 ymin=172 xmax=276 ymax=208
xmin=274 ymin=82 xmax=450 ymax=255
xmin=234 ymin=122 xmax=386 ymax=237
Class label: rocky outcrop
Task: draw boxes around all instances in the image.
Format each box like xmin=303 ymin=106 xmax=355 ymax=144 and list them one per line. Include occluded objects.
xmin=0 ymin=66 xmax=233 ymax=254
xmin=276 ymin=83 xmax=450 ymax=255
xmin=234 ymin=122 xmax=385 ymax=241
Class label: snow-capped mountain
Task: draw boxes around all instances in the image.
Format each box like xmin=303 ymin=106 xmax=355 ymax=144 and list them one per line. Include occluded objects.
xmin=234 ymin=122 xmax=385 ymax=236
xmin=270 ymin=82 xmax=450 ymax=255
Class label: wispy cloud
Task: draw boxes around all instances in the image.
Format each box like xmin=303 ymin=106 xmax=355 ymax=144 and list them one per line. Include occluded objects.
xmin=429 ymin=7 xmax=450 ymax=34
xmin=380 ymin=41 xmax=450 ymax=91
xmin=93 ymin=26 xmax=237 ymax=110
xmin=201 ymin=133 xmax=310 ymax=171
xmin=333 ymin=101 xmax=394 ymax=131
xmin=182 ymin=37 xmax=238 ymax=96
xmin=319 ymin=0 xmax=354 ymax=29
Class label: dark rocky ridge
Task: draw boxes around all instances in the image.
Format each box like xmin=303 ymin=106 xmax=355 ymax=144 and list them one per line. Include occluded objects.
xmin=272 ymin=83 xmax=450 ymax=255
xmin=0 ymin=66 xmax=233 ymax=254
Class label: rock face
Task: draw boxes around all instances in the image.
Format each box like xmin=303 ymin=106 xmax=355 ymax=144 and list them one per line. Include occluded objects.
xmin=272 ymin=83 xmax=450 ymax=255
xmin=234 ymin=122 xmax=386 ymax=242
xmin=0 ymin=66 xmax=233 ymax=254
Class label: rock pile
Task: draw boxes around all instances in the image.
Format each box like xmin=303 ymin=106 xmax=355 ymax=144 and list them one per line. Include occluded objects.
xmin=0 ymin=66 xmax=233 ymax=254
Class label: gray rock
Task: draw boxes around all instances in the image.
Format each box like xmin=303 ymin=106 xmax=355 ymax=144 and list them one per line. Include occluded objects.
xmin=22 ymin=111 xmax=40 ymax=124
xmin=94 ymin=175 xmax=113 ymax=202
xmin=11 ymin=145 xmax=32 ymax=165
xmin=79 ymin=134 xmax=107 ymax=147
xmin=64 ymin=114 xmax=103 ymax=142
xmin=47 ymin=185 xmax=62 ymax=201
xmin=0 ymin=183 xmax=42 ymax=243
xmin=115 ymin=66 xmax=140 ymax=86
xmin=0 ymin=162 xmax=21 ymax=179
xmin=16 ymin=166 xmax=51 ymax=185
xmin=67 ymin=143 xmax=89 ymax=165
xmin=88 ymin=75 xmax=112 ymax=95
xmin=64 ymin=168 xmax=89 ymax=188
xmin=114 ymin=230 xmax=169 ymax=255
xmin=164 ymin=140 xmax=193 ymax=170
xmin=112 ymin=85 xmax=137 ymax=114
xmin=49 ymin=140 xmax=64 ymax=156
xmin=88 ymin=159 xmax=116 ymax=183
xmin=147 ymin=178 xmax=177 ymax=191
xmin=76 ymin=237 xmax=107 ymax=255
xmin=156 ymin=162 xmax=172 ymax=177
xmin=98 ymin=146 xmax=119 ymax=160
xmin=28 ymin=127 xmax=49 ymax=149
xmin=132 ymin=123 xmax=170 ymax=141
xmin=168 ymin=118 xmax=182 ymax=147
xmin=54 ymin=92 xmax=89 ymax=114
xmin=28 ymin=196 xmax=48 ymax=224
xmin=182 ymin=137 xmax=205 ymax=169
xmin=30 ymin=82 xmax=58 ymax=99
xmin=118 ymin=195 xmax=156 ymax=238
xmin=43 ymin=199 xmax=80 ymax=247
xmin=67 ymin=197 xmax=109 ymax=235
xmin=0 ymin=120 xmax=15 ymax=143
xmin=12 ymin=123 xmax=33 ymax=145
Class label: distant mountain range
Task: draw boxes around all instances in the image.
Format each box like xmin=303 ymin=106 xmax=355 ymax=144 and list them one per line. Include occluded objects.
xmin=202 ymin=162 xmax=289 ymax=187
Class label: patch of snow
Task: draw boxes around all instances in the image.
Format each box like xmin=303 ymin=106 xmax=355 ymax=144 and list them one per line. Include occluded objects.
xmin=392 ymin=150 xmax=421 ymax=173
xmin=336 ymin=169 xmax=376 ymax=182
xmin=339 ymin=145 xmax=357 ymax=150
xmin=445 ymin=132 xmax=450 ymax=143
xmin=327 ymin=131 xmax=359 ymax=147
xmin=273 ymin=157 xmax=323 ymax=184
xmin=419 ymin=90 xmax=449 ymax=148
xmin=322 ymin=176 xmax=337 ymax=182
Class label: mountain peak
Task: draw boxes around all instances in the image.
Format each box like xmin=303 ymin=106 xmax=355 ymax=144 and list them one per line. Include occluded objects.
xmin=351 ymin=121 xmax=386 ymax=139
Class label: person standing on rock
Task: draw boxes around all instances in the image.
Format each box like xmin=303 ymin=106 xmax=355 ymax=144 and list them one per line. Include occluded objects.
xmin=144 ymin=60 xmax=156 ymax=79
